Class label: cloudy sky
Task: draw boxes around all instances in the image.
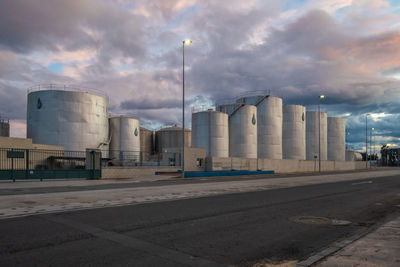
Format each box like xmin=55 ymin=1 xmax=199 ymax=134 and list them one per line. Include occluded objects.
xmin=0 ymin=0 xmax=399 ymax=152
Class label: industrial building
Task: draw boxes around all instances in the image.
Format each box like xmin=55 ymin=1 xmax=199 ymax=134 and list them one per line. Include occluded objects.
xmin=0 ymin=85 xmax=362 ymax=178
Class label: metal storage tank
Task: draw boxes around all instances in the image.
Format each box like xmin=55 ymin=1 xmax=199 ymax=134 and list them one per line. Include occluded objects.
xmin=328 ymin=117 xmax=346 ymax=161
xmin=257 ymin=96 xmax=283 ymax=159
xmin=192 ymin=110 xmax=229 ymax=157
xmin=140 ymin=127 xmax=154 ymax=159
xmin=346 ymin=150 xmax=363 ymax=161
xmin=283 ymin=105 xmax=306 ymax=160
xmin=155 ymin=125 xmax=191 ymax=154
xmin=109 ymin=116 xmax=140 ymax=161
xmin=27 ymin=85 xmax=109 ymax=151
xmin=0 ymin=118 xmax=10 ymax=137
xmin=229 ymin=105 xmax=257 ymax=158
xmin=306 ymin=111 xmax=327 ymax=160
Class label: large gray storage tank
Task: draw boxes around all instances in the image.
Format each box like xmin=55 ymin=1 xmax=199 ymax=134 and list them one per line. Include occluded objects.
xmin=283 ymin=105 xmax=306 ymax=160
xmin=27 ymin=86 xmax=109 ymax=151
xmin=192 ymin=110 xmax=229 ymax=157
xmin=0 ymin=119 xmax=10 ymax=137
xmin=155 ymin=125 xmax=191 ymax=154
xmin=257 ymin=96 xmax=283 ymax=159
xmin=328 ymin=117 xmax=346 ymax=161
xmin=109 ymin=116 xmax=140 ymax=161
xmin=346 ymin=150 xmax=363 ymax=161
xmin=306 ymin=111 xmax=327 ymax=160
xmin=140 ymin=127 xmax=154 ymax=160
xmin=229 ymin=105 xmax=257 ymax=158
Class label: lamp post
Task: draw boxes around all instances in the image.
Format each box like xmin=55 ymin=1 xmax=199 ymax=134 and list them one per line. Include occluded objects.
xmin=371 ymin=127 xmax=374 ymax=167
xmin=182 ymin=39 xmax=192 ymax=175
xmin=318 ymin=94 xmax=325 ymax=172
xmin=365 ymin=114 xmax=370 ymax=168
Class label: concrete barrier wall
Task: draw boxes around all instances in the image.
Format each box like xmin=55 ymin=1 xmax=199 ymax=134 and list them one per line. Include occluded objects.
xmin=207 ymin=157 xmax=368 ymax=173
xmin=102 ymin=166 xmax=179 ymax=179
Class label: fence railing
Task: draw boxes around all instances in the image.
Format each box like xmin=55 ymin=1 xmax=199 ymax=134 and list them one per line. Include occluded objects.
xmin=0 ymin=148 xmax=88 ymax=171
xmin=102 ymin=150 xmax=181 ymax=167
xmin=0 ymin=148 xmax=101 ymax=180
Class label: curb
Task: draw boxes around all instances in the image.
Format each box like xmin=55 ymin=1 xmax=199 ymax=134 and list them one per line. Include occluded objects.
xmin=295 ymin=213 xmax=400 ymax=266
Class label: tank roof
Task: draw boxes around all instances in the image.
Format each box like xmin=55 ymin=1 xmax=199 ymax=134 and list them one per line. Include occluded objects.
xmin=157 ymin=125 xmax=191 ymax=132
xmin=27 ymin=84 xmax=108 ymax=99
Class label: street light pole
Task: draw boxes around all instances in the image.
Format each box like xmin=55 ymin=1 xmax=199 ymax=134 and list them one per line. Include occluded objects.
xmin=365 ymin=114 xmax=370 ymax=168
xmin=182 ymin=39 xmax=192 ymax=175
xmin=371 ymin=127 xmax=374 ymax=167
xmin=318 ymin=95 xmax=325 ymax=172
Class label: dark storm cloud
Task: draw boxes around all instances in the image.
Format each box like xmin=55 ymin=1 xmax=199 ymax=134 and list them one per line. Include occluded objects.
xmin=0 ymin=0 xmax=399 ymax=146
xmin=186 ymin=9 xmax=400 ymax=110
xmin=0 ymin=51 xmax=74 ymax=121
xmin=121 ymin=98 xmax=181 ymax=110
xmin=0 ymin=0 xmax=147 ymax=63
xmin=0 ymin=83 xmax=26 ymax=119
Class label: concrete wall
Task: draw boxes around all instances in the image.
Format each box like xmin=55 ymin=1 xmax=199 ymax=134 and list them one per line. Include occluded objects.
xmin=207 ymin=157 xmax=367 ymax=173
xmin=0 ymin=136 xmax=63 ymax=150
xmin=161 ymin=147 xmax=206 ymax=172
xmin=102 ymin=166 xmax=180 ymax=179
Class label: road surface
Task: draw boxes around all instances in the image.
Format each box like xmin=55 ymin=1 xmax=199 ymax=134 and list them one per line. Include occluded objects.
xmin=0 ymin=170 xmax=399 ymax=266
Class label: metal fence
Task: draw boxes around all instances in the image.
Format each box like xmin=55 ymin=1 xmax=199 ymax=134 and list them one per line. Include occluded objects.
xmin=0 ymin=148 xmax=100 ymax=180
xmin=102 ymin=150 xmax=181 ymax=167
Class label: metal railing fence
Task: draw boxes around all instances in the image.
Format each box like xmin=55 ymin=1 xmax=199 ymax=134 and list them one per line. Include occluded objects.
xmin=0 ymin=148 xmax=101 ymax=180
xmin=102 ymin=150 xmax=181 ymax=167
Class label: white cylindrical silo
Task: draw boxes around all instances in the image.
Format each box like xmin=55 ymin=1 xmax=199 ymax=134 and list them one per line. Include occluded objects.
xmin=257 ymin=96 xmax=283 ymax=159
xmin=27 ymin=86 xmax=109 ymax=151
xmin=306 ymin=111 xmax=327 ymax=160
xmin=109 ymin=116 xmax=140 ymax=161
xmin=229 ymin=105 xmax=257 ymax=158
xmin=192 ymin=110 xmax=229 ymax=157
xmin=283 ymin=105 xmax=306 ymax=160
xmin=328 ymin=117 xmax=346 ymax=161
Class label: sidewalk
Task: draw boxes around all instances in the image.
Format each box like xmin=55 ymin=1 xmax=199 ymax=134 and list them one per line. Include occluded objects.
xmin=302 ymin=214 xmax=400 ymax=266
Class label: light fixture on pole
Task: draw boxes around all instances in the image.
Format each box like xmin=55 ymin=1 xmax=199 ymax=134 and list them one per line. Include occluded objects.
xmin=371 ymin=127 xmax=374 ymax=167
xmin=318 ymin=94 xmax=325 ymax=172
xmin=182 ymin=39 xmax=192 ymax=176
xmin=365 ymin=114 xmax=370 ymax=168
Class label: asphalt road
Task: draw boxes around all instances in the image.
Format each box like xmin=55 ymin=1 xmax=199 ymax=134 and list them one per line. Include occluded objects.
xmin=0 ymin=175 xmax=399 ymax=266
xmin=0 ymin=169 xmax=376 ymax=196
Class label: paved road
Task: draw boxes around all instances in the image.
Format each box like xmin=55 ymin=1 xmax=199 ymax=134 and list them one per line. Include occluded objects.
xmin=0 ymin=174 xmax=399 ymax=266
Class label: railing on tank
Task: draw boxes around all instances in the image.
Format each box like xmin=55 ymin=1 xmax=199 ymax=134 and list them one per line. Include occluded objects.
xmin=102 ymin=150 xmax=181 ymax=167
xmin=215 ymin=89 xmax=270 ymax=106
xmin=191 ymin=106 xmax=215 ymax=113
xmin=27 ymin=84 xmax=109 ymax=100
